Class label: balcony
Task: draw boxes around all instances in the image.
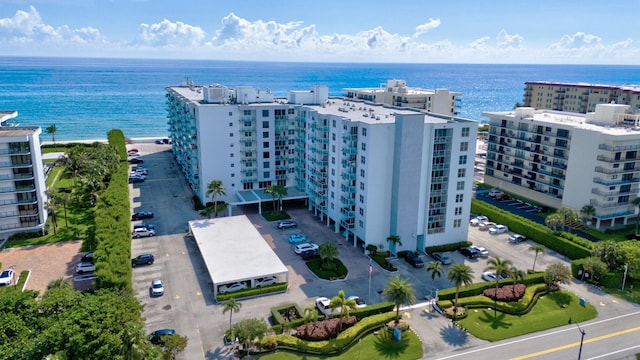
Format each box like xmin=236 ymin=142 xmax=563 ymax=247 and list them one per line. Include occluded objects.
xmin=598 ymin=143 xmax=640 ymax=152
xmin=593 ymin=177 xmax=640 ymax=186
xmin=594 ymin=166 xmax=638 ymax=175
xmin=0 ymin=186 xmax=35 ymax=194
xmin=0 ymin=161 xmax=32 ymax=169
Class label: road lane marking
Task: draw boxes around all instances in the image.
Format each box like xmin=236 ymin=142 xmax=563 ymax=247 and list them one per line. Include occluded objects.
xmin=510 ymin=326 xmax=640 ymax=359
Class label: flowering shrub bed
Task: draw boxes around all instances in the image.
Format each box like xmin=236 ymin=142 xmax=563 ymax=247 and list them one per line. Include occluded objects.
xmin=295 ymin=316 xmax=357 ymax=341
xmin=483 ymin=284 xmax=526 ymax=302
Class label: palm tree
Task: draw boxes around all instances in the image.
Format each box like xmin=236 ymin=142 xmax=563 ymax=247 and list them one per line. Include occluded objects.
xmin=545 ymin=213 xmax=562 ymax=231
xmin=330 ymin=290 xmax=357 ymax=331
xmin=199 ymin=205 xmax=215 ymax=219
xmin=580 ymin=204 xmax=596 ymax=225
xmin=318 ymin=242 xmax=339 ymax=266
xmin=382 ymin=275 xmax=416 ymax=324
xmin=303 ymin=306 xmax=318 ymax=334
xmin=386 ymin=234 xmax=402 ymax=255
xmin=222 ymin=299 xmax=242 ymax=342
xmin=510 ymin=266 xmax=526 ymax=297
xmin=264 ymin=185 xmax=278 ymax=212
xmin=45 ymin=124 xmax=58 ymax=144
xmin=426 ymin=260 xmax=443 ymax=291
xmin=45 ymin=191 xmax=58 ymax=235
xmin=632 ymin=197 xmax=640 ymax=236
xmin=55 ymin=192 xmax=72 ymax=229
xmin=529 ymin=244 xmax=546 ymax=272
xmin=205 ymin=180 xmax=226 ymax=217
xmin=446 ymin=264 xmax=474 ymax=314
xmin=274 ymin=185 xmax=288 ymax=211
xmin=484 ymin=256 xmax=513 ymax=314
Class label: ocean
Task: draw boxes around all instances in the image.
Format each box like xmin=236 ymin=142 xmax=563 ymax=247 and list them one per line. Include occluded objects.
xmin=1 ymin=56 xmax=640 ymax=141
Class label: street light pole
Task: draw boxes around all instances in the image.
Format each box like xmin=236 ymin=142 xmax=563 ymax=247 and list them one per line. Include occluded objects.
xmin=622 ymin=263 xmax=629 ymax=290
xmin=576 ymin=323 xmax=586 ymax=360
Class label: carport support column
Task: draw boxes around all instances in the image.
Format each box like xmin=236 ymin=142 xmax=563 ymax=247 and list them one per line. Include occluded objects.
xmin=258 ymin=200 xmax=262 ymax=215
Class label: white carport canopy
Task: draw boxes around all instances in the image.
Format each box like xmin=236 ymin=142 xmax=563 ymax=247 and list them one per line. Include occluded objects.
xmin=188 ymin=215 xmax=289 ymax=297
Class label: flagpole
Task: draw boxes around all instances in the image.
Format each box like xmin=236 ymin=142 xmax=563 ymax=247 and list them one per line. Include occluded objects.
xmin=368 ymin=258 xmax=372 ymax=302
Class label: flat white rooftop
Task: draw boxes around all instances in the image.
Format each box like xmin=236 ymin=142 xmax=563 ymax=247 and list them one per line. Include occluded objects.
xmin=188 ymin=215 xmax=288 ymax=286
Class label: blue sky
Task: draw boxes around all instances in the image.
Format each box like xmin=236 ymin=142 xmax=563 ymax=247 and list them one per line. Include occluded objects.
xmin=1 ymin=0 xmax=638 ymax=64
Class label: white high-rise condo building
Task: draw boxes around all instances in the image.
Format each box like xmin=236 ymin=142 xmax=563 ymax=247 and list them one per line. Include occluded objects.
xmin=343 ymin=79 xmax=461 ymax=116
xmin=483 ymin=104 xmax=640 ymax=229
xmin=166 ymin=81 xmax=477 ymax=253
xmin=0 ymin=111 xmax=48 ymax=240
xmin=524 ymin=81 xmax=640 ymax=114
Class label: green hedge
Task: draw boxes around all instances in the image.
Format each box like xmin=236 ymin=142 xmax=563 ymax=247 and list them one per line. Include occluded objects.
xmin=259 ymin=311 xmax=397 ymax=355
xmin=437 ymin=272 xmax=546 ymax=300
xmin=471 ymin=200 xmax=591 ymax=259
xmin=216 ymin=282 xmax=288 ymax=302
xmin=270 ymin=301 xmax=395 ymax=334
xmin=271 ymin=303 xmax=304 ymax=325
xmin=438 ymin=284 xmax=550 ymax=318
xmin=426 ymin=241 xmax=471 ymax=254
xmin=306 ymin=258 xmax=348 ymax=280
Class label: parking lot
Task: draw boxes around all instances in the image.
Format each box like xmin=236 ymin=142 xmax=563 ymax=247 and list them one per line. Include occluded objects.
xmin=127 ymin=143 xmax=578 ymax=359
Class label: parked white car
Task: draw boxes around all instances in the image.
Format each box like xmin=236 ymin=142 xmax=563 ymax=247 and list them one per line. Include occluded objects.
xmin=76 ymin=262 xmax=96 ymax=274
xmin=294 ymin=243 xmax=319 ymax=254
xmin=489 ymin=224 xmax=509 ymax=234
xmin=469 ymin=216 xmax=489 ymax=226
xmin=0 ymin=269 xmax=14 ymax=286
xmin=254 ymin=276 xmax=277 ymax=288
xmin=218 ymin=282 xmax=247 ymax=294
xmin=151 ymin=278 xmax=164 ymax=297
xmin=315 ymin=296 xmax=339 ymax=317
xmin=133 ymin=227 xmax=156 ymax=238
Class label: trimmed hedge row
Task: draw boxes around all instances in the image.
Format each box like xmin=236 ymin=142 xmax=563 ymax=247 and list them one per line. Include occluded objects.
xmin=571 ymin=259 xmax=623 ymax=288
xmin=271 ymin=303 xmax=304 ymax=325
xmin=438 ymin=284 xmax=550 ymax=318
xmin=270 ymin=301 xmax=395 ymax=334
xmin=437 ymin=272 xmax=546 ymax=301
xmin=471 ymin=200 xmax=591 ymax=259
xmin=259 ymin=311 xmax=397 ymax=356
xmin=216 ymin=282 xmax=288 ymax=302
xmin=426 ymin=241 xmax=471 ymax=254
xmin=92 ymin=130 xmax=134 ymax=291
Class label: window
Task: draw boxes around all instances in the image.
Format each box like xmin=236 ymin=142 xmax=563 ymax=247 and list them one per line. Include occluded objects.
xmin=331 ymin=180 xmax=335 ymax=187
xmin=360 ymin=169 xmax=365 ymax=177
xmin=456 ymin=181 xmax=464 ymax=190
xmin=458 ymin=168 xmax=466 ymax=178
xmin=455 ymin=207 xmax=462 ymax=215
xmin=263 ymin=141 xmax=269 ymax=148
xmin=360 ymin=156 xmax=366 ymax=165
xmin=332 ymin=120 xmax=336 ymax=127
xmin=359 ymin=208 xmax=364 ymax=216
xmin=455 ymin=194 xmax=464 ymax=203
xmin=359 ymin=220 xmax=364 ymax=228
xmin=331 ymin=157 xmax=335 ymax=164
xmin=460 ymin=142 xmax=469 ymax=151
xmin=359 ymin=194 xmax=364 ymax=203
xmin=331 ymin=169 xmax=335 ymax=176
xmin=229 ymin=133 xmax=234 ymax=137
xmin=262 ymin=120 xmax=270 ymax=128
xmin=263 ymin=152 xmax=270 ymax=159
xmin=231 ymin=173 xmax=235 ymax=178
xmin=361 ymin=143 xmax=366 ymax=151
xmin=230 ymin=153 xmax=234 ymax=157
xmin=332 ymin=145 xmax=336 ymax=153
xmin=360 ymin=182 xmax=365 ymax=190
xmin=453 ymin=219 xmax=462 ymax=228
xmin=244 ymin=132 xmax=252 ymax=137
xmin=263 ymin=131 xmax=269 ymax=138
xmin=264 ymin=172 xmax=270 ymax=178
xmin=229 ymin=122 xmax=233 ymax=126
xmin=229 ymin=112 xmax=233 ymax=117
xmin=331 ymin=191 xmax=334 ymax=199
xmin=459 ymin=155 xmax=467 ymax=165
xmin=262 ymin=110 xmax=269 ymax=117
xmin=362 ymin=128 xmax=367 ymax=136
xmin=263 ymin=161 xmax=270 ymax=168
xmin=461 ymin=127 xmax=470 ymax=137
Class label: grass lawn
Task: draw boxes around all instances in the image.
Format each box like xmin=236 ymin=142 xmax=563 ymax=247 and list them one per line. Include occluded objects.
xmin=256 ymin=329 xmax=423 ymax=360
xmin=458 ymin=290 xmax=598 ymax=342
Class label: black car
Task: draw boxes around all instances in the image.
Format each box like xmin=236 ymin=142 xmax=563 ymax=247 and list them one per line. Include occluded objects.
xmin=132 ymin=211 xmax=154 ymax=221
xmin=458 ymin=246 xmax=479 ymax=259
xmin=148 ymin=329 xmax=175 ymax=345
xmin=404 ymin=252 xmax=425 ymax=268
xmin=81 ymin=251 xmax=94 ymax=263
xmin=300 ymin=249 xmax=319 ymax=260
xmin=132 ymin=253 xmax=155 ymax=267
xmin=128 ymin=158 xmax=144 ymax=164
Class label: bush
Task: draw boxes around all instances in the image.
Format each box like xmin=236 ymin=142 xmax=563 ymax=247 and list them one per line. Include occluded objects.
xmin=437 ymin=272 xmax=545 ymax=300
xmin=306 ymin=258 xmax=348 ymax=280
xmin=370 ymin=253 xmax=397 ymax=272
xmin=271 ymin=303 xmax=304 ymax=325
xmin=262 ymin=211 xmax=291 ymax=222
xmin=295 ymin=316 xmax=357 ymax=341
xmin=483 ymin=284 xmax=526 ymax=302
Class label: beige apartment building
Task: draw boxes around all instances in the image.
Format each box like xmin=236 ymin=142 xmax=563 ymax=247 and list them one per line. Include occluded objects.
xmin=343 ymin=79 xmax=461 ymax=116
xmin=483 ymin=104 xmax=640 ymax=229
xmin=524 ymin=81 xmax=640 ymax=114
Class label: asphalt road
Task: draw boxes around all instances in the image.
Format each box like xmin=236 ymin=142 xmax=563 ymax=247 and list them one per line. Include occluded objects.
xmin=129 ymin=142 xmax=639 ymax=360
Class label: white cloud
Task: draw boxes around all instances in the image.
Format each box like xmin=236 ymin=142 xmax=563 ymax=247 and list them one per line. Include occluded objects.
xmin=413 ymin=18 xmax=441 ymax=37
xmin=137 ymin=19 xmax=205 ymax=47
xmin=2 ymin=7 xmax=640 ymax=64
xmin=0 ymin=6 xmax=103 ymax=45
xmin=496 ymin=29 xmax=523 ymax=49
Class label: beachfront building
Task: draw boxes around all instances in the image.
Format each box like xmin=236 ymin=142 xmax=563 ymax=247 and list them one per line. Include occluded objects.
xmin=343 ymin=79 xmax=461 ymax=116
xmin=524 ymin=81 xmax=640 ymax=114
xmin=0 ymin=111 xmax=48 ymax=240
xmin=166 ymin=81 xmax=477 ymax=253
xmin=483 ymin=104 xmax=640 ymax=229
